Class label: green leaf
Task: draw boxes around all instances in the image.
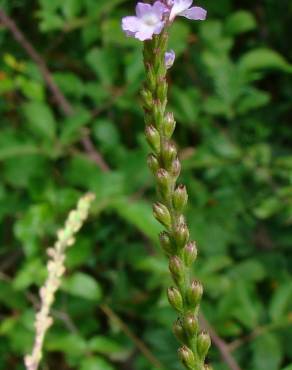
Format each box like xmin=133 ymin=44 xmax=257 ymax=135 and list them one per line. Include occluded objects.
xmin=80 ymin=356 xmax=114 ymax=370
xmin=62 ymin=272 xmax=102 ymax=301
xmin=46 ymin=333 xmax=87 ymax=356
xmin=269 ymin=282 xmax=292 ymax=321
xmin=225 ymin=10 xmax=257 ymax=35
xmin=113 ymin=198 xmax=162 ymax=243
xmin=239 ymin=48 xmax=292 ymax=73
xmin=23 ymin=101 xmax=57 ymax=141
xmin=88 ymin=336 xmax=125 ymax=355
xmin=252 ymin=334 xmax=282 ymax=370
xmin=60 ymin=109 xmax=91 ymax=145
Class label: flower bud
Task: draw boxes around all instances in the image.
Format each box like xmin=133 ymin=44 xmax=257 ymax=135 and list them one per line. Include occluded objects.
xmin=141 ymin=89 xmax=153 ymax=110
xmin=170 ymin=157 xmax=181 ymax=178
xmin=186 ymin=280 xmax=203 ymax=307
xmin=167 ymin=287 xmax=183 ymax=312
xmin=157 ymin=79 xmax=167 ymax=102
xmin=145 ymin=125 xmax=160 ymax=153
xmin=159 ymin=231 xmax=174 ymax=255
xmin=183 ymin=241 xmax=198 ymax=267
xmin=173 ymin=184 xmax=188 ymax=212
xmin=162 ymin=141 xmax=177 ymax=169
xmin=169 ymin=256 xmax=184 ymax=285
xmin=164 ymin=112 xmax=176 ymax=138
xmin=204 ymin=365 xmax=213 ymax=370
xmin=147 ymin=154 xmax=159 ymax=175
xmin=173 ymin=319 xmax=186 ymax=343
xmin=183 ymin=312 xmax=198 ymax=338
xmin=173 ymin=222 xmax=189 ymax=249
xmin=156 ymin=168 xmax=172 ymax=198
xmin=153 ymin=202 xmax=171 ymax=228
xmin=178 ymin=346 xmax=196 ymax=369
xmin=197 ymin=331 xmax=211 ymax=360
xmin=153 ymin=100 xmax=164 ymax=128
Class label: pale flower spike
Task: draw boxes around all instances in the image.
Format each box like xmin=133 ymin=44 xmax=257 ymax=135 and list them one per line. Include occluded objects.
xmin=121 ymin=0 xmax=207 ymax=41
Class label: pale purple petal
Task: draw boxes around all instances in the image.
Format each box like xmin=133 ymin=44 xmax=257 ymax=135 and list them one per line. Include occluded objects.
xmin=153 ymin=21 xmax=165 ymax=35
xmin=152 ymin=1 xmax=169 ymax=16
xmin=169 ymin=0 xmax=193 ymax=21
xmin=122 ymin=16 xmax=141 ymax=33
xmin=136 ymin=3 xmax=152 ymax=18
xmin=165 ymin=50 xmax=176 ymax=69
xmin=135 ymin=25 xmax=157 ymax=41
xmin=180 ymin=6 xmax=207 ymax=20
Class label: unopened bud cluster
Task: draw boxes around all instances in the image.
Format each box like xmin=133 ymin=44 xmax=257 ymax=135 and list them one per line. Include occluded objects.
xmin=141 ymin=32 xmax=211 ymax=369
xmin=24 ymin=193 xmax=95 ymax=370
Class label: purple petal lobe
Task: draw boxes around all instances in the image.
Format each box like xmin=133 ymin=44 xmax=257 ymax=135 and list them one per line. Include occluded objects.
xmin=136 ymin=3 xmax=152 ymax=18
xmin=169 ymin=0 xmax=193 ymax=20
xmin=122 ymin=16 xmax=141 ymax=33
xmin=180 ymin=6 xmax=207 ymax=20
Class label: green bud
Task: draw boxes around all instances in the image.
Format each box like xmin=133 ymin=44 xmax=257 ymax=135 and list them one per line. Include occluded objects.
xmin=167 ymin=287 xmax=183 ymax=312
xmin=162 ymin=141 xmax=177 ymax=169
xmin=153 ymin=100 xmax=164 ymax=128
xmin=173 ymin=184 xmax=188 ymax=212
xmin=170 ymin=157 xmax=181 ymax=178
xmin=183 ymin=242 xmax=198 ymax=267
xmin=178 ymin=346 xmax=196 ymax=369
xmin=187 ymin=280 xmax=203 ymax=307
xmin=147 ymin=154 xmax=159 ymax=175
xmin=173 ymin=319 xmax=187 ymax=343
xmin=156 ymin=168 xmax=172 ymax=198
xmin=146 ymin=64 xmax=156 ymax=92
xmin=159 ymin=231 xmax=174 ymax=255
xmin=183 ymin=312 xmax=198 ymax=338
xmin=164 ymin=112 xmax=176 ymax=138
xmin=141 ymin=89 xmax=153 ymax=110
xmin=169 ymin=256 xmax=184 ymax=285
xmin=157 ymin=78 xmax=167 ymax=102
xmin=145 ymin=125 xmax=160 ymax=152
xmin=197 ymin=331 xmax=211 ymax=360
xmin=173 ymin=222 xmax=189 ymax=249
xmin=153 ymin=202 xmax=171 ymax=228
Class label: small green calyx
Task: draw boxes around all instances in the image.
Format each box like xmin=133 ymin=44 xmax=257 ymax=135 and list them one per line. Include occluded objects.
xmin=197 ymin=331 xmax=211 ymax=360
xmin=183 ymin=312 xmax=198 ymax=338
xmin=167 ymin=286 xmax=183 ymax=312
xmin=187 ymin=280 xmax=203 ymax=307
xmin=153 ymin=202 xmax=171 ymax=228
xmin=178 ymin=345 xmax=196 ymax=369
xmin=173 ymin=184 xmax=188 ymax=212
xmin=147 ymin=153 xmax=159 ymax=175
xmin=145 ymin=125 xmax=161 ymax=152
xmin=183 ymin=241 xmax=198 ymax=267
xmin=169 ymin=256 xmax=184 ymax=284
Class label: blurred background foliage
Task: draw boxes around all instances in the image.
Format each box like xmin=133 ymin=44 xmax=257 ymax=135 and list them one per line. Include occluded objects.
xmin=0 ymin=0 xmax=292 ymax=369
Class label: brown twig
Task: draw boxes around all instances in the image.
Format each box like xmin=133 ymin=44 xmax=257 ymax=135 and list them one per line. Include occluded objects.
xmin=100 ymin=304 xmax=165 ymax=370
xmin=0 ymin=8 xmax=110 ymax=172
xmin=200 ymin=314 xmax=242 ymax=370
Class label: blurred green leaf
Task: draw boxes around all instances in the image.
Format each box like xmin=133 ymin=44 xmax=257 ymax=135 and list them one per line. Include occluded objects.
xmin=62 ymin=272 xmax=102 ymax=301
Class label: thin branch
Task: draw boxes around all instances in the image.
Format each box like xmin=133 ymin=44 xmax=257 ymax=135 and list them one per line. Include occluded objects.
xmin=100 ymin=304 xmax=165 ymax=370
xmin=200 ymin=314 xmax=242 ymax=370
xmin=0 ymin=8 xmax=109 ymax=172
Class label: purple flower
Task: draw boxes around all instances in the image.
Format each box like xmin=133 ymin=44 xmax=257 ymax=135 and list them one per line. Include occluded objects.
xmin=165 ymin=50 xmax=176 ymax=69
xmin=121 ymin=2 xmax=167 ymax=41
xmin=168 ymin=0 xmax=207 ymax=22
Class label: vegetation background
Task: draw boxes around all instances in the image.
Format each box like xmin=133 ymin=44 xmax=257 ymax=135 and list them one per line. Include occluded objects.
xmin=0 ymin=0 xmax=292 ymax=369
